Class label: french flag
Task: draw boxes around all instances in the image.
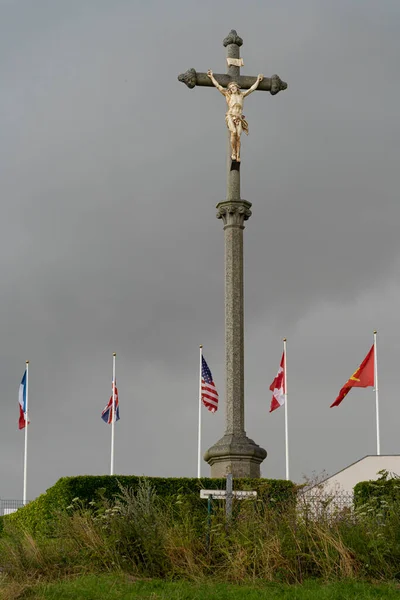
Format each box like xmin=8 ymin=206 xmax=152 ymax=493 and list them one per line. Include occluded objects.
xmin=19 ymin=370 xmax=28 ymax=429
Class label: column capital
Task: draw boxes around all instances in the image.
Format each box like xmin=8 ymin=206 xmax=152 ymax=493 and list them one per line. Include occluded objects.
xmin=216 ymin=200 xmax=252 ymax=228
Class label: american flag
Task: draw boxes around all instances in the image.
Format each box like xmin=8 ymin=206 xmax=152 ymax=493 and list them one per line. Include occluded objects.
xmin=201 ymin=355 xmax=219 ymax=413
xmin=101 ymin=381 xmax=120 ymax=424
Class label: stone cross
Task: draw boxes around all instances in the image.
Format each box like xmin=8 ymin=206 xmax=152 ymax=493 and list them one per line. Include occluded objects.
xmin=178 ymin=30 xmax=287 ymax=478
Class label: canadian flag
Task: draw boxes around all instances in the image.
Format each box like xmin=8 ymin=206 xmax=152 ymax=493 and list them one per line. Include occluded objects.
xmin=270 ymin=352 xmax=285 ymax=412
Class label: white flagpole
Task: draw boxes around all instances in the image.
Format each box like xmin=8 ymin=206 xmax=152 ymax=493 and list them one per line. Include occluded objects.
xmin=23 ymin=360 xmax=29 ymax=505
xmin=374 ymin=331 xmax=380 ymax=456
xmin=110 ymin=352 xmax=116 ymax=475
xmin=197 ymin=345 xmax=203 ymax=478
xmin=283 ymin=339 xmax=289 ymax=481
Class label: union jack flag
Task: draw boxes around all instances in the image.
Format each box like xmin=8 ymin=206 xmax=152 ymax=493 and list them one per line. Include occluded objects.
xmin=201 ymin=355 xmax=219 ymax=413
xmin=101 ymin=381 xmax=120 ymax=424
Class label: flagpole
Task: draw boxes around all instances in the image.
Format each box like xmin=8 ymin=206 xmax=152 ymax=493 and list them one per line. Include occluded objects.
xmin=374 ymin=331 xmax=380 ymax=456
xmin=110 ymin=352 xmax=116 ymax=475
xmin=283 ymin=339 xmax=289 ymax=481
xmin=23 ymin=360 xmax=29 ymax=505
xmin=197 ymin=345 xmax=203 ymax=478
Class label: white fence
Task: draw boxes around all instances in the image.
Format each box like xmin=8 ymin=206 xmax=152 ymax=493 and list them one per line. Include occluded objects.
xmin=0 ymin=499 xmax=25 ymax=516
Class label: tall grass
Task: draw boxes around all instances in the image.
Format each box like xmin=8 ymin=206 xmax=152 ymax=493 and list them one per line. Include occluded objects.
xmin=1 ymin=478 xmax=400 ymax=592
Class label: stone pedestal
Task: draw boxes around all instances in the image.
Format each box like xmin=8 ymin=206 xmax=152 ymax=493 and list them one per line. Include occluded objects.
xmin=204 ymin=433 xmax=267 ymax=478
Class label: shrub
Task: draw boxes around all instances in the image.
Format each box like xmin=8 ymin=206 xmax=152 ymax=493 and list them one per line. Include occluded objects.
xmin=354 ymin=471 xmax=400 ymax=508
xmin=2 ymin=478 xmax=400 ymax=586
xmin=3 ymin=475 xmax=296 ymax=536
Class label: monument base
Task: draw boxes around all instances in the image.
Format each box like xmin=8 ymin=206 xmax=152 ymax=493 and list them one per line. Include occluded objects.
xmin=204 ymin=434 xmax=267 ymax=478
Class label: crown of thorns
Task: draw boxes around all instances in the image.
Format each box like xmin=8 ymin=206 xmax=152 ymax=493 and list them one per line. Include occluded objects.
xmin=227 ymin=81 xmax=241 ymax=90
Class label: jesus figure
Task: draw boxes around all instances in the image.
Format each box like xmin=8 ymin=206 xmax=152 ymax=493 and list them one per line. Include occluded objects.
xmin=207 ymin=70 xmax=264 ymax=162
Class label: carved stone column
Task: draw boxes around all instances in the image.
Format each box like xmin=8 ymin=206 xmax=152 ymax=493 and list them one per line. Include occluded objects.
xmin=218 ymin=200 xmax=250 ymax=438
xmin=204 ymin=200 xmax=267 ymax=478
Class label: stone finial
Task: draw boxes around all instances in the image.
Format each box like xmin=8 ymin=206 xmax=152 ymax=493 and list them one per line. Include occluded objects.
xmin=177 ymin=68 xmax=197 ymax=89
xmin=270 ymin=74 xmax=288 ymax=95
xmin=223 ymin=30 xmax=243 ymax=47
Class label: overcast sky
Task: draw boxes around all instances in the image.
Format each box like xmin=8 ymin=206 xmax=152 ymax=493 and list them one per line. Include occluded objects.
xmin=1 ymin=0 xmax=400 ymax=500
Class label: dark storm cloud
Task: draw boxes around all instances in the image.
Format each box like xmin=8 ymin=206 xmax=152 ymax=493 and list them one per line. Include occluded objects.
xmin=1 ymin=0 xmax=399 ymax=499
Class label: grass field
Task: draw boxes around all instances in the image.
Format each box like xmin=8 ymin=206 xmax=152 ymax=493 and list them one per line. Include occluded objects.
xmin=2 ymin=479 xmax=400 ymax=598
xmin=4 ymin=575 xmax=400 ymax=600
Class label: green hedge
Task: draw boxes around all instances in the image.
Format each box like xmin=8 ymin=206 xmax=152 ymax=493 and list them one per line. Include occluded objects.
xmin=354 ymin=477 xmax=400 ymax=508
xmin=4 ymin=475 xmax=296 ymax=536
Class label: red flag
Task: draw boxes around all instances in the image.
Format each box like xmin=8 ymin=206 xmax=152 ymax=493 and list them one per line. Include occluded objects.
xmin=270 ymin=352 xmax=285 ymax=412
xmin=331 ymin=344 xmax=374 ymax=407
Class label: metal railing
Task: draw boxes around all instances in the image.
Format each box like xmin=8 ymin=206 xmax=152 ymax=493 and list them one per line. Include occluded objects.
xmin=297 ymin=490 xmax=355 ymax=520
xmin=0 ymin=499 xmax=25 ymax=516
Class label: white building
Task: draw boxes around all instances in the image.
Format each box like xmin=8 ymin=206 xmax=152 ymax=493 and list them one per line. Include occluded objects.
xmin=300 ymin=455 xmax=400 ymax=516
xmin=308 ymin=455 xmax=400 ymax=495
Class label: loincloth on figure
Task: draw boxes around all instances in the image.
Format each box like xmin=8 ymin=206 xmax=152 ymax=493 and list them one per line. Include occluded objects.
xmin=225 ymin=114 xmax=249 ymax=135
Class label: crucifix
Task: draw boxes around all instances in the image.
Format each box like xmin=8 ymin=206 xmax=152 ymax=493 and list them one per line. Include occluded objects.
xmin=178 ymin=29 xmax=287 ymax=167
xmin=178 ymin=30 xmax=287 ymax=478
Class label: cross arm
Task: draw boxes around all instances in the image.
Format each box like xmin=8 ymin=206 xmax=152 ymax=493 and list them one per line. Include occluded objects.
xmin=178 ymin=69 xmax=287 ymax=95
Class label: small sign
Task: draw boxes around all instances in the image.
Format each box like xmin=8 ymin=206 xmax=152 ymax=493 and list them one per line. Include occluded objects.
xmin=200 ymin=489 xmax=257 ymax=499
xmin=227 ymin=57 xmax=244 ymax=67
